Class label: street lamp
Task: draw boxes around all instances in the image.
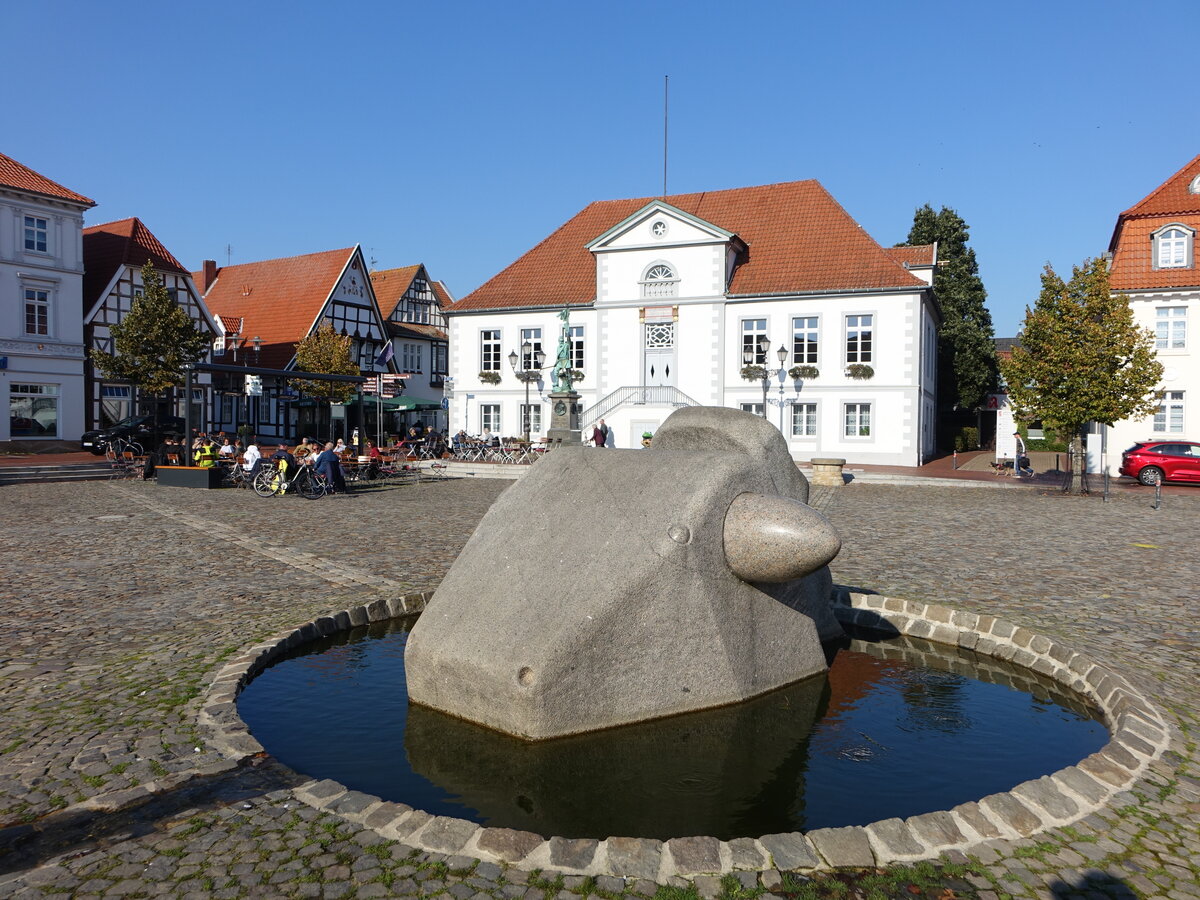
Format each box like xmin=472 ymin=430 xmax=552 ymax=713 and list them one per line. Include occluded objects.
xmin=775 ymin=344 xmax=789 ymax=432
xmin=251 ymin=336 xmax=263 ymax=438
xmin=741 ymin=335 xmax=772 ymax=417
xmin=509 ymin=341 xmax=547 ymax=443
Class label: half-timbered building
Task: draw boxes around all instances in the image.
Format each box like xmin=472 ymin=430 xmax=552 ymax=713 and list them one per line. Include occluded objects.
xmin=82 ymin=217 xmax=218 ymax=431
xmin=370 ymin=264 xmax=452 ymax=431
xmin=197 ymin=245 xmax=393 ymax=441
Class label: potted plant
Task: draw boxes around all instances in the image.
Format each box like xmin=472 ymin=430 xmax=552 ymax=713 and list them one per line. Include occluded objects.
xmin=740 ymin=364 xmax=769 ymax=381
xmin=788 ymin=365 xmax=819 ymax=380
xmin=845 ymin=363 xmax=875 ymax=380
xmin=568 ymin=369 xmax=585 ymax=383
xmin=478 ymin=370 xmax=502 ymax=385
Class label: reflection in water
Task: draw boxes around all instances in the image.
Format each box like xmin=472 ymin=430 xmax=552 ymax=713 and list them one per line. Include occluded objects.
xmin=237 ymin=619 xmax=1107 ymax=840
xmin=406 ymin=674 xmax=827 ymax=840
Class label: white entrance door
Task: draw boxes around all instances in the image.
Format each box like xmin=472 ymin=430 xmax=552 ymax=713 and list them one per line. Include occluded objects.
xmin=643 ymin=321 xmax=676 ymax=387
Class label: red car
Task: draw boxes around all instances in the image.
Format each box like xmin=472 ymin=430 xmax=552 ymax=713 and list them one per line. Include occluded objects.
xmin=1119 ymin=440 xmax=1200 ymax=485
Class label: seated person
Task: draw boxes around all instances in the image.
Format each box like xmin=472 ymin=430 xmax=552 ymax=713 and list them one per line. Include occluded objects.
xmin=218 ymin=438 xmax=235 ymax=456
xmin=314 ymin=442 xmax=347 ymax=493
xmin=242 ymin=440 xmax=263 ymax=478
xmin=194 ymin=439 xmax=219 ymax=468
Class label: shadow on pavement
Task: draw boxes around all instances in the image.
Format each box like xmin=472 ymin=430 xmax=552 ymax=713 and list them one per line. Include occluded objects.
xmin=1050 ymin=872 xmax=1139 ymax=899
xmin=0 ymin=756 xmax=306 ymax=875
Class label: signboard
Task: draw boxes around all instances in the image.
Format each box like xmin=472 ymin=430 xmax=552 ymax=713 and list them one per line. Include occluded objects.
xmin=245 ymin=375 xmax=263 ymax=397
xmin=990 ymin=394 xmax=1017 ymax=461
xmin=361 ymin=374 xmax=382 ymax=395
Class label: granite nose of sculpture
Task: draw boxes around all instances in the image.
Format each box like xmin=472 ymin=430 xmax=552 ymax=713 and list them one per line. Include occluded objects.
xmin=723 ymin=492 xmax=841 ymax=583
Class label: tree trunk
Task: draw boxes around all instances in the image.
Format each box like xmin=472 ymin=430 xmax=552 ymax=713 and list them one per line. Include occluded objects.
xmin=1069 ymin=431 xmax=1085 ymax=495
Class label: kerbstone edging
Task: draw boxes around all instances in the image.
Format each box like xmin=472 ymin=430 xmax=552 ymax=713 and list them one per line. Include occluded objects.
xmin=199 ymin=590 xmax=1172 ymax=879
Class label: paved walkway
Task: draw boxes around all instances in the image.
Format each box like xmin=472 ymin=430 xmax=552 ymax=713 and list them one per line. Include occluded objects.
xmin=0 ymin=477 xmax=1197 ymax=899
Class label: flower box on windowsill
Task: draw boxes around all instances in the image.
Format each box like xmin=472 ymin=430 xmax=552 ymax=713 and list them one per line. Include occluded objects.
xmin=788 ymin=365 xmax=819 ymax=380
xmin=740 ymin=364 xmax=769 ymax=381
xmin=478 ymin=371 xmax=501 ymax=385
xmin=845 ymin=364 xmax=875 ymax=380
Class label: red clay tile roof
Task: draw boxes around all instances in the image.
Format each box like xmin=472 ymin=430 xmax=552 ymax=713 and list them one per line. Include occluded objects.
xmin=83 ymin=218 xmax=189 ymax=308
xmin=432 ymin=280 xmax=455 ymax=306
xmin=1109 ymin=154 xmax=1200 ymax=292
xmin=885 ymin=244 xmax=936 ymax=267
xmin=218 ymin=315 xmax=244 ymax=334
xmin=197 ymin=247 xmax=356 ymax=369
xmin=0 ymin=152 xmax=95 ymax=206
xmin=454 ymin=180 xmax=926 ymax=311
xmin=390 ymin=322 xmax=448 ymax=341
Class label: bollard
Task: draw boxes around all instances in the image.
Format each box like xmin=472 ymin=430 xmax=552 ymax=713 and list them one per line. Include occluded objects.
xmin=952 ymin=449 xmax=958 ymax=470
xmin=1153 ymin=481 xmax=1161 ymax=510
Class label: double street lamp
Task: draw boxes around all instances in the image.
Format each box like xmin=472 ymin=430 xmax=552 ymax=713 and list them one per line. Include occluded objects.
xmin=743 ymin=336 xmax=789 ymax=419
xmin=509 ymin=341 xmax=546 ymax=443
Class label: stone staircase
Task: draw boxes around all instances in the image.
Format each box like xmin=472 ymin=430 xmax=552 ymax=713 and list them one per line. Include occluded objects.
xmin=0 ymin=461 xmax=116 ymax=485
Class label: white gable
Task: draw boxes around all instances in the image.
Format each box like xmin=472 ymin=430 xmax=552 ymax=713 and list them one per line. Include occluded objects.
xmin=587 ymin=200 xmax=734 ymax=252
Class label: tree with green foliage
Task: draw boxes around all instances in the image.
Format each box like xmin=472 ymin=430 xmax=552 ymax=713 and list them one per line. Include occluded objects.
xmin=899 ymin=205 xmax=999 ymax=416
xmin=90 ymin=261 xmax=211 ymax=406
xmin=1001 ymin=258 xmax=1162 ymax=494
xmin=292 ymin=323 xmax=359 ymax=404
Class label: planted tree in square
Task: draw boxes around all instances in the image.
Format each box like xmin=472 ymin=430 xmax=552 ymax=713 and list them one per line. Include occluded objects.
xmin=90 ymin=261 xmax=211 ymax=414
xmin=1001 ymin=257 xmax=1162 ymax=494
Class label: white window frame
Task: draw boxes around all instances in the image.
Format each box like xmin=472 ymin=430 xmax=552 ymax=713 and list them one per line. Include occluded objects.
xmin=739 ymin=402 xmax=764 ymax=417
xmin=1153 ymin=391 xmax=1184 ymax=434
xmin=741 ymin=318 xmax=769 ymax=364
xmin=520 ymin=403 xmax=542 ymax=436
xmin=569 ymin=325 xmax=585 ymax=371
xmin=845 ymin=314 xmax=873 ymax=364
xmin=791 ymin=401 xmax=818 ymax=438
xmin=480 ymin=329 xmax=501 ymax=372
xmin=791 ymin=315 xmax=819 ymax=365
xmin=24 ymin=288 xmax=50 ymax=337
xmin=23 ymin=215 xmax=49 ymax=253
xmin=1155 ymin=307 xmax=1187 ymax=351
xmin=401 ymin=342 xmax=423 ymax=373
xmin=520 ymin=327 xmax=542 ymax=370
xmin=640 ymin=261 xmax=679 ymax=299
xmin=480 ymin=403 xmax=501 ymax=434
xmin=843 ymin=401 xmax=873 ymax=439
xmin=1152 ymin=224 xmax=1194 ymax=270
xmin=100 ymin=384 xmax=132 ymax=428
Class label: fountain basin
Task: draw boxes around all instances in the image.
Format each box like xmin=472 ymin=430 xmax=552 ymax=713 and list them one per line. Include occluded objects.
xmin=200 ymin=589 xmax=1171 ymax=875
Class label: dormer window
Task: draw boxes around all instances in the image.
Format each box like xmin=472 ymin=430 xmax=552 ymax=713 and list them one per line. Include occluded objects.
xmin=641 ymin=262 xmax=678 ymax=299
xmin=1190 ymin=175 xmax=1200 ymax=194
xmin=1153 ymin=225 xmax=1193 ymax=269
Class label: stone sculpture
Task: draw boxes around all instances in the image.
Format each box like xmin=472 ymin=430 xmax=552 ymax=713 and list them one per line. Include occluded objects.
xmin=404 ymin=406 xmax=842 ymax=740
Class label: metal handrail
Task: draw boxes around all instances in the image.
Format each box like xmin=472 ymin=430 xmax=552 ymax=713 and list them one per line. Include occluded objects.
xmin=580 ymin=385 xmax=700 ymax=425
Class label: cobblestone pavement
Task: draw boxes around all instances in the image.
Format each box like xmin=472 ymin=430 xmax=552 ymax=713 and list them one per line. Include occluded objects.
xmin=0 ymin=478 xmax=1197 ymax=899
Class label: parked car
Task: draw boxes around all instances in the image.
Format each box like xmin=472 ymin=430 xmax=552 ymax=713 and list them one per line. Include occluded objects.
xmin=1119 ymin=440 xmax=1200 ymax=486
xmin=81 ymin=414 xmax=186 ymax=455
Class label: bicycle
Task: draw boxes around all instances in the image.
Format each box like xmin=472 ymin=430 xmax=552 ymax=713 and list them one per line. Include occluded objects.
xmin=290 ymin=464 xmax=335 ymax=499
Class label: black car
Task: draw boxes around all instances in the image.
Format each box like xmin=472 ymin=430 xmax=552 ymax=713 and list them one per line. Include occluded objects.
xmin=81 ymin=414 xmax=187 ymax=455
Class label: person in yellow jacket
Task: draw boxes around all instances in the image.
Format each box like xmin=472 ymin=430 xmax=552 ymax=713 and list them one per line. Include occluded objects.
xmin=194 ymin=439 xmax=218 ymax=468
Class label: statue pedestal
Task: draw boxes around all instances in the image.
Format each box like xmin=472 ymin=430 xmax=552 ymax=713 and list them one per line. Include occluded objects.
xmin=546 ymin=390 xmax=582 ymax=446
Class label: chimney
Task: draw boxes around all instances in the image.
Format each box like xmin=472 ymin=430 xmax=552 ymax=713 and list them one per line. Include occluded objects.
xmin=200 ymin=259 xmax=218 ymax=294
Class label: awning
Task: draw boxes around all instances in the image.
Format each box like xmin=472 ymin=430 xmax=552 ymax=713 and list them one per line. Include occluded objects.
xmin=370 ymin=396 xmax=441 ymax=411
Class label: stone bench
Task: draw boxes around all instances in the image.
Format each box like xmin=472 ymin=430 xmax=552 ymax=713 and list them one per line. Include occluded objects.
xmin=808 ymin=457 xmax=846 ymax=487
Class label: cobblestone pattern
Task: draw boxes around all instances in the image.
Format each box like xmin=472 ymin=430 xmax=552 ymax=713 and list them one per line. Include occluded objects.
xmin=0 ymin=479 xmax=1197 ymax=899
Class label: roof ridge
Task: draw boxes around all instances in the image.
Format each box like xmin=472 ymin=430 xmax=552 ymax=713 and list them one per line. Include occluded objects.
xmin=0 ymin=152 xmax=95 ymax=206
xmin=1120 ymin=152 xmax=1200 ymax=217
xmin=209 ymin=245 xmax=356 ymax=273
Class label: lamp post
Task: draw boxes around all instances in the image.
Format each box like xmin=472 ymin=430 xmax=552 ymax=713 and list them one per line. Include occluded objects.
xmin=741 ymin=335 xmax=772 ymax=417
xmin=775 ymin=344 xmax=789 ymax=432
xmin=251 ymin=336 xmax=262 ymax=439
xmin=509 ymin=341 xmax=546 ymax=443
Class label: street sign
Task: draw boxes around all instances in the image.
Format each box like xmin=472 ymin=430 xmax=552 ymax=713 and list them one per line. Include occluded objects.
xmin=440 ymin=397 xmax=449 ymax=410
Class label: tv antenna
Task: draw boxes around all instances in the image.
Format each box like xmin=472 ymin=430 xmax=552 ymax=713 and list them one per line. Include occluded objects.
xmin=662 ymin=75 xmax=669 ymax=197
xmin=225 ymin=243 xmax=233 ymax=266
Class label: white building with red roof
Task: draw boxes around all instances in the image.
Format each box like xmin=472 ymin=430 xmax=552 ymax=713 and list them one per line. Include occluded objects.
xmin=82 ymin=217 xmax=218 ymax=433
xmin=0 ymin=152 xmax=96 ymax=448
xmin=448 ymin=180 xmax=939 ymax=464
xmin=196 ymin=246 xmax=392 ymax=441
xmin=1104 ymin=153 xmax=1200 ymax=469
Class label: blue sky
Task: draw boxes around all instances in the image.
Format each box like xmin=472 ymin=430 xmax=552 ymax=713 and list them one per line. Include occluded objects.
xmin=9 ymin=1 xmax=1199 ymax=336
